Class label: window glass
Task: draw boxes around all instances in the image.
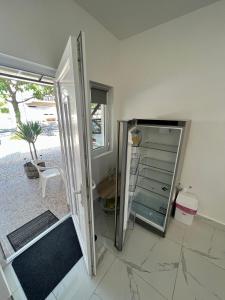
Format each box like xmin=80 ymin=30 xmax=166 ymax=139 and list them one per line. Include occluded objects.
xmin=91 ymin=102 xmax=105 ymax=150
xmin=90 ymin=84 xmax=111 ymax=154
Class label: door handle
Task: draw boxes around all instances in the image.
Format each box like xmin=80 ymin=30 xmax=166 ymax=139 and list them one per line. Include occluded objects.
xmin=92 ymin=181 xmax=96 ymax=190
xmin=73 ymin=188 xmax=81 ymax=195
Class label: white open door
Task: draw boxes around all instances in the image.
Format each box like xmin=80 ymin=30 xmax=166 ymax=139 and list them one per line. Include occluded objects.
xmin=55 ymin=33 xmax=96 ymax=276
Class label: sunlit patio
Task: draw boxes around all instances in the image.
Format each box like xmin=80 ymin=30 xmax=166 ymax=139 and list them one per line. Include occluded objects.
xmin=0 ymin=130 xmax=69 ymax=257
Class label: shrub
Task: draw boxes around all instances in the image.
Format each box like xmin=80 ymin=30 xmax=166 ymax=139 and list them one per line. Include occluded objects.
xmin=0 ymin=107 xmax=9 ymax=113
xmin=16 ymin=122 xmax=42 ymax=160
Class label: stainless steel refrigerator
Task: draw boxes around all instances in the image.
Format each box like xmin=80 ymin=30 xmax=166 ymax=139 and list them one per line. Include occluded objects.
xmin=115 ymin=119 xmax=191 ymax=251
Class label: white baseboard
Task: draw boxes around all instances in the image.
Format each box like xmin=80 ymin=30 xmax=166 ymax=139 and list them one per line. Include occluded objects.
xmin=197 ymin=213 xmax=225 ymax=230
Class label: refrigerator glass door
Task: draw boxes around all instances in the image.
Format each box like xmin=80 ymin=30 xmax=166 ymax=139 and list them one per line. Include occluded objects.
xmin=129 ymin=125 xmax=182 ymax=231
xmin=115 ymin=121 xmax=135 ymax=251
xmin=115 ymin=122 xmax=183 ymax=251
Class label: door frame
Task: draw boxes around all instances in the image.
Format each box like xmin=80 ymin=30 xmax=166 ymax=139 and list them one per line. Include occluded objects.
xmin=0 ymin=59 xmax=69 ymax=264
xmin=76 ymin=32 xmax=96 ymax=275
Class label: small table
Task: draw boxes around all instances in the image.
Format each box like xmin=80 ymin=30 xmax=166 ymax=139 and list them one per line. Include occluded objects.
xmin=97 ymin=176 xmax=118 ymax=212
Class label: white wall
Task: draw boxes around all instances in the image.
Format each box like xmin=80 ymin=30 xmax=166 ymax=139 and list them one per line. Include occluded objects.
xmin=118 ymin=0 xmax=225 ymax=224
xmin=1 ymin=0 xmax=225 ymax=223
xmin=0 ymin=0 xmax=120 ymax=184
xmin=0 ymin=0 xmax=118 ymax=81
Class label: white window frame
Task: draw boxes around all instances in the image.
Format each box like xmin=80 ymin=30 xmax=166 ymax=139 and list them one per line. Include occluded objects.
xmin=90 ymin=81 xmax=112 ymax=158
xmin=0 ymin=52 xmax=55 ymax=78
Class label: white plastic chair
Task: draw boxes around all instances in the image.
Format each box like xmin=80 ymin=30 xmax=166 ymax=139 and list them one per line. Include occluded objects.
xmin=31 ymin=160 xmax=64 ymax=198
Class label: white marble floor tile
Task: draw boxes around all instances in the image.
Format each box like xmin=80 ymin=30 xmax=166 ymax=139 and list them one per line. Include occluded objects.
xmin=129 ymin=237 xmax=181 ymax=300
xmin=53 ymin=250 xmax=115 ymax=300
xmin=195 ymin=215 xmax=225 ymax=232
xmin=96 ymin=221 xmax=182 ymax=299
xmin=94 ymin=200 xmax=115 ymax=242
xmin=12 ymin=287 xmax=27 ymax=300
xmin=166 ymin=218 xmax=187 ymax=245
xmin=183 ymin=218 xmax=215 ymax=254
xmin=90 ymin=258 xmax=166 ymax=300
xmin=115 ymin=223 xmax=160 ymax=266
xmin=93 ymin=199 xmax=115 ymax=267
xmin=207 ymin=227 xmax=225 ymax=270
xmin=12 ymin=287 xmax=56 ymax=300
xmin=183 ymin=218 xmax=225 ymax=269
xmin=3 ymin=264 xmax=20 ymax=294
xmin=45 ymin=292 xmax=57 ymax=300
xmin=173 ymin=247 xmax=225 ymax=300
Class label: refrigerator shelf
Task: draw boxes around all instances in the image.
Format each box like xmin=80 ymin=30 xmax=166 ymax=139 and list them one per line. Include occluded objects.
xmin=138 ymin=166 xmax=173 ymax=185
xmin=132 ymin=199 xmax=166 ymax=216
xmin=136 ymin=176 xmax=170 ymax=198
xmin=132 ymin=201 xmax=166 ymax=227
xmin=138 ymin=141 xmax=178 ymax=153
xmin=131 ymin=212 xmax=164 ymax=231
xmin=140 ymin=157 xmax=175 ymax=173
xmin=132 ymin=187 xmax=168 ymax=212
xmin=115 ymin=119 xmax=190 ymax=250
xmin=131 ymin=186 xmax=168 ymax=227
xmin=138 ymin=174 xmax=171 ymax=188
xmin=136 ymin=184 xmax=169 ymax=198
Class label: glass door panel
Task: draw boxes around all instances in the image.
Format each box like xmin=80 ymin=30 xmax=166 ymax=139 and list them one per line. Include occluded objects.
xmin=129 ymin=125 xmax=182 ymax=230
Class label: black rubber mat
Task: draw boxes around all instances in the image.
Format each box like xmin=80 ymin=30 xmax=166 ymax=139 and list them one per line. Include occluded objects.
xmin=7 ymin=210 xmax=58 ymax=252
xmin=12 ymin=217 xmax=82 ymax=300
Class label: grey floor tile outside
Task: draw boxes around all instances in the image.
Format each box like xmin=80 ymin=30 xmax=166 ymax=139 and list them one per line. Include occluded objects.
xmin=0 ymin=145 xmax=69 ymax=257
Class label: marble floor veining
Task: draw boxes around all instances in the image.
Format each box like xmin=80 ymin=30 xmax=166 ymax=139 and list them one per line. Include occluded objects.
xmin=4 ymin=215 xmax=225 ymax=300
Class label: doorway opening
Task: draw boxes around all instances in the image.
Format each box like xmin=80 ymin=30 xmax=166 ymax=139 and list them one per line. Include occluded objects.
xmin=94 ymin=175 xmax=117 ymax=263
xmin=89 ymin=82 xmax=117 ymax=264
xmin=0 ymin=65 xmax=69 ymax=258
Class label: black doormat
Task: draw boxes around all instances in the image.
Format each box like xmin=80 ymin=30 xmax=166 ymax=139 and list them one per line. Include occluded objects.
xmin=7 ymin=210 xmax=59 ymax=252
xmin=12 ymin=217 xmax=83 ymax=300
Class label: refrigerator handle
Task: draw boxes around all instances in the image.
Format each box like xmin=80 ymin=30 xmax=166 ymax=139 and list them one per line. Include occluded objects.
xmin=114 ymin=121 xmax=129 ymax=251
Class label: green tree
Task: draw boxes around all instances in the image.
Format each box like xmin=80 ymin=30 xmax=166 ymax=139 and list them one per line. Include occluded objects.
xmin=0 ymin=78 xmax=54 ymax=125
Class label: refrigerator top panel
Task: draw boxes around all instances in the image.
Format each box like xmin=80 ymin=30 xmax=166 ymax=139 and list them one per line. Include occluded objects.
xmin=125 ymin=119 xmax=190 ymax=128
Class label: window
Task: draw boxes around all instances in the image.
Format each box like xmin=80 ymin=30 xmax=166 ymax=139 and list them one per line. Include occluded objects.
xmin=90 ymin=82 xmax=111 ymax=155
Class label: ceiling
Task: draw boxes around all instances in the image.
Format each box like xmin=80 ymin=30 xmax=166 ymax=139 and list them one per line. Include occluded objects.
xmin=75 ymin=0 xmax=219 ymax=39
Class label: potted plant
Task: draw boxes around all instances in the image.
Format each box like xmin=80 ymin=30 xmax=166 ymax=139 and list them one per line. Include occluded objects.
xmin=16 ymin=121 xmax=44 ymax=179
